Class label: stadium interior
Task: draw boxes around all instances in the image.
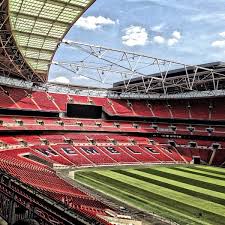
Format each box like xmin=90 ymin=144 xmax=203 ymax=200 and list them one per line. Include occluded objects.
xmin=0 ymin=0 xmax=225 ymax=225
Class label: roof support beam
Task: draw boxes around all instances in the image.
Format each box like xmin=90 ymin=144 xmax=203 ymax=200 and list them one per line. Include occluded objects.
xmin=1 ymin=0 xmax=95 ymax=82
xmin=33 ymin=0 xmax=86 ymax=10
xmin=12 ymin=30 xmax=62 ymax=40
xmin=10 ymin=12 xmax=71 ymax=26
xmin=57 ymin=41 xmax=225 ymax=95
xmin=25 ymin=57 xmax=50 ymax=63
xmin=20 ymin=46 xmax=54 ymax=54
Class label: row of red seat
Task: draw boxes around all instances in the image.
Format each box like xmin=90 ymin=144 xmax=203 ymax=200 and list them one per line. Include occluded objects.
xmin=152 ymin=137 xmax=225 ymax=165
xmin=1 ymin=86 xmax=225 ymax=120
xmin=0 ymin=133 xmax=224 ymax=151
xmin=2 ymin=138 xmax=223 ymax=166
xmin=0 ymin=143 xmax=185 ymax=167
xmin=93 ymin=98 xmax=225 ymax=120
xmin=0 ymin=115 xmax=152 ymax=133
xmin=1 ymin=115 xmax=225 ymax=138
xmin=0 ymin=133 xmax=149 ymax=147
xmin=0 ymin=148 xmax=112 ymax=223
xmin=4 ymin=130 xmax=224 ymax=166
xmin=0 ymin=132 xmax=224 ymax=224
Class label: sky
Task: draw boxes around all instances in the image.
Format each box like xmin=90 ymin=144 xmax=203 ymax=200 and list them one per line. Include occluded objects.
xmin=49 ymin=0 xmax=225 ymax=87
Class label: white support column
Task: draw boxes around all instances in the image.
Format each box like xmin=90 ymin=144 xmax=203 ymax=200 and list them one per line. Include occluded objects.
xmin=209 ymin=149 xmax=217 ymax=165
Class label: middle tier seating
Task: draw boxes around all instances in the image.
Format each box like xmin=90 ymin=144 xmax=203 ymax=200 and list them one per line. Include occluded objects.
xmin=0 ymin=133 xmax=190 ymax=167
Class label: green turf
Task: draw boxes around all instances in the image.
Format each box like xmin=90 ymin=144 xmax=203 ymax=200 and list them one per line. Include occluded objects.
xmin=74 ymin=165 xmax=225 ymax=225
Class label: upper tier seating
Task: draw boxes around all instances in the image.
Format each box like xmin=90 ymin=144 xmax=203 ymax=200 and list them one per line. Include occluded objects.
xmin=211 ymin=99 xmax=225 ymax=120
xmin=168 ymin=100 xmax=190 ymax=119
xmin=1 ymin=86 xmax=225 ymax=121
xmin=90 ymin=97 xmax=115 ymax=114
xmin=49 ymin=92 xmax=69 ymax=111
xmin=189 ymin=100 xmax=210 ymax=120
xmin=2 ymin=87 xmax=38 ymax=110
xmin=32 ymin=91 xmax=58 ymax=111
xmin=149 ymin=101 xmax=171 ymax=118
xmin=132 ymin=101 xmax=154 ymax=117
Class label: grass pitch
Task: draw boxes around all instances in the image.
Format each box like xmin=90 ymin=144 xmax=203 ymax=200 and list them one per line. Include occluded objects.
xmin=75 ymin=165 xmax=225 ymax=225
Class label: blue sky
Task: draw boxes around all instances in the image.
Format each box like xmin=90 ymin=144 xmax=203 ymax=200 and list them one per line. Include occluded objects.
xmin=49 ymin=0 xmax=225 ymax=87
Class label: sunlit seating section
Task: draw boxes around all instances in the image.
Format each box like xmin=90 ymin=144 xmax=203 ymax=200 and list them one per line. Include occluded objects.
xmin=110 ymin=99 xmax=134 ymax=116
xmin=50 ymin=93 xmax=69 ymax=111
xmin=69 ymin=95 xmax=89 ymax=104
xmin=90 ymin=97 xmax=115 ymax=114
xmin=51 ymin=144 xmax=93 ymax=166
xmin=75 ymin=146 xmax=116 ymax=165
xmin=0 ymin=87 xmax=225 ymax=122
xmin=0 ymin=149 xmax=112 ymax=223
xmin=32 ymin=91 xmax=58 ymax=111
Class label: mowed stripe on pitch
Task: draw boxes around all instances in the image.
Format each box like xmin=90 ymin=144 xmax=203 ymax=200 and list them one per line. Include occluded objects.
xmin=137 ymin=167 xmax=225 ymax=193
xmin=178 ymin=166 xmax=225 ymax=178
xmin=196 ymin=166 xmax=225 ymax=176
xmin=167 ymin=167 xmax=225 ymax=188
xmin=75 ymin=172 xmax=212 ymax=225
xmin=95 ymin=170 xmax=225 ymax=217
xmin=114 ymin=169 xmax=225 ymax=204
xmin=153 ymin=167 xmax=225 ymax=188
xmin=170 ymin=167 xmax=225 ymax=181
xmin=75 ymin=166 xmax=225 ymax=225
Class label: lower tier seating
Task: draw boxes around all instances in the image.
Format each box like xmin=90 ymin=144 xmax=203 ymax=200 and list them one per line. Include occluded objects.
xmin=0 ymin=132 xmax=225 ymax=225
xmin=0 ymin=149 xmax=112 ymax=224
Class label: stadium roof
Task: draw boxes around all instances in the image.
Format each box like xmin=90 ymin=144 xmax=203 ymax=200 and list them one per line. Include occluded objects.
xmin=0 ymin=0 xmax=95 ymax=82
xmin=56 ymin=42 xmax=225 ymax=96
xmin=113 ymin=61 xmax=225 ymax=87
xmin=112 ymin=61 xmax=225 ymax=95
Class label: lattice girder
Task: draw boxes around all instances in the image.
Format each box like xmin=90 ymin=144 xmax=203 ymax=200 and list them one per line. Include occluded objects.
xmin=0 ymin=0 xmax=95 ymax=82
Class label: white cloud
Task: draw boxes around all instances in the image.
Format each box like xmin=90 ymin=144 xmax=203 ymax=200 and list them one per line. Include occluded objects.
xmin=151 ymin=24 xmax=164 ymax=32
xmin=52 ymin=76 xmax=70 ymax=84
xmin=211 ymin=40 xmax=225 ymax=48
xmin=76 ymin=16 xmax=116 ymax=30
xmin=122 ymin=26 xmax=149 ymax=47
xmin=219 ymin=31 xmax=225 ymax=38
xmin=153 ymin=36 xmax=165 ymax=44
xmin=172 ymin=31 xmax=181 ymax=40
xmin=168 ymin=38 xmax=179 ymax=46
xmin=167 ymin=31 xmax=181 ymax=46
xmin=211 ymin=31 xmax=225 ymax=48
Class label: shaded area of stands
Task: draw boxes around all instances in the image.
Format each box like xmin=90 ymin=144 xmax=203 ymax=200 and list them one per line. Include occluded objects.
xmin=0 ymin=108 xmax=59 ymax=117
